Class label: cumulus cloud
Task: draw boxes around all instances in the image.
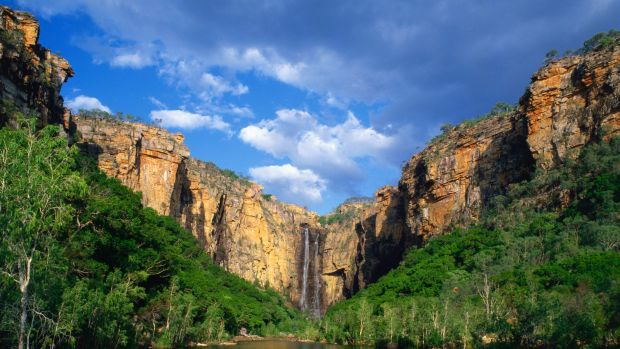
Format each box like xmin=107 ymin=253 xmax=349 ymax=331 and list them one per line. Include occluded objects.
xmin=66 ymin=95 xmax=111 ymax=113
xmin=240 ymin=109 xmax=403 ymax=193
xmin=249 ymin=164 xmax=326 ymax=205
xmin=110 ymin=51 xmax=153 ymax=68
xmin=148 ymin=96 xmax=167 ymax=109
xmin=158 ymin=60 xmax=248 ymax=102
xmin=150 ymin=109 xmax=231 ymax=134
xmin=17 ymin=0 xmax=620 ymax=133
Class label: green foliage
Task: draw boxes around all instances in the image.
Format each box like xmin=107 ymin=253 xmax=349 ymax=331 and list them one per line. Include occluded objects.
xmin=322 ymin=137 xmax=620 ymax=347
xmin=318 ymin=210 xmax=356 ymax=226
xmin=78 ymin=109 xmax=142 ymax=123
xmin=0 ymin=122 xmax=303 ymax=348
xmin=544 ymin=49 xmax=559 ymax=64
xmin=578 ymin=29 xmax=620 ymax=54
xmin=220 ymin=168 xmax=252 ymax=186
xmin=428 ymin=102 xmax=515 ymax=146
xmin=261 ymin=193 xmax=273 ymax=201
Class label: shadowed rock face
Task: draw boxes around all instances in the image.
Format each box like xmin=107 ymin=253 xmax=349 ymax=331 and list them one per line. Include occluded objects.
xmin=0 ymin=6 xmax=73 ymax=127
xmin=399 ymin=46 xmax=620 ymax=242
xmin=73 ymin=116 xmax=323 ymax=310
xmin=2 ymin=6 xmax=619 ymax=314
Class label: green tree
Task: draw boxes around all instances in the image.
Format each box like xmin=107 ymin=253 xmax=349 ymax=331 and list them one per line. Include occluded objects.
xmin=544 ymin=49 xmax=559 ymax=64
xmin=0 ymin=119 xmax=85 ymax=349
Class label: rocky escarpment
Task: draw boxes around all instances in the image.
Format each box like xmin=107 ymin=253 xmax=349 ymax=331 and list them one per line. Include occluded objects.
xmin=2 ymin=5 xmax=619 ymax=316
xmin=524 ymin=48 xmax=620 ymax=169
xmin=399 ymin=46 xmax=620 ymax=240
xmin=321 ymin=186 xmax=408 ymax=302
xmin=74 ymin=116 xmax=325 ymax=310
xmin=319 ymin=45 xmax=620 ymax=306
xmin=0 ymin=6 xmax=72 ymax=126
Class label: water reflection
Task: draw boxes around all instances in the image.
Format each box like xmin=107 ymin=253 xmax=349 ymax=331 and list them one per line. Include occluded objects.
xmin=207 ymin=340 xmax=361 ymax=349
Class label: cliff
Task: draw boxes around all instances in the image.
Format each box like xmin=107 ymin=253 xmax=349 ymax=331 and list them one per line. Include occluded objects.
xmin=0 ymin=6 xmax=72 ymax=126
xmin=318 ymin=45 xmax=620 ymax=307
xmin=399 ymin=46 xmax=620 ymax=240
xmin=1 ymin=6 xmax=619 ymax=315
xmin=74 ymin=116 xmax=325 ymax=311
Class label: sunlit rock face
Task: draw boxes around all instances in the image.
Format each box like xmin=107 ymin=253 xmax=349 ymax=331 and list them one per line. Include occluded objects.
xmin=40 ymin=45 xmax=620 ymax=313
xmin=399 ymin=46 xmax=620 ymax=241
xmin=524 ymin=47 xmax=620 ymax=169
xmin=73 ymin=115 xmax=328 ymax=310
xmin=0 ymin=6 xmax=73 ymax=127
xmin=2 ymin=5 xmax=619 ymax=316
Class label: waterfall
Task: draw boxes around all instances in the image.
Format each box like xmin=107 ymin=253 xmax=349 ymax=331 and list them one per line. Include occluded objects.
xmin=299 ymin=227 xmax=322 ymax=317
xmin=299 ymin=227 xmax=310 ymax=310
xmin=312 ymin=233 xmax=321 ymax=317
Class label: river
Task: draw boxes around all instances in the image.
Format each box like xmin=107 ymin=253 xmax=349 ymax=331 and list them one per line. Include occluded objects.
xmin=206 ymin=340 xmax=362 ymax=349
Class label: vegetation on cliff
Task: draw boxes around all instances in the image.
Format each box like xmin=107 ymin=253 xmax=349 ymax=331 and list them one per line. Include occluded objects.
xmin=317 ymin=137 xmax=620 ymax=347
xmin=0 ymin=116 xmax=305 ymax=348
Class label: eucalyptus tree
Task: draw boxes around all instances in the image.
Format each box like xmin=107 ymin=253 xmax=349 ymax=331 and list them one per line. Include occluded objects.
xmin=0 ymin=118 xmax=85 ymax=349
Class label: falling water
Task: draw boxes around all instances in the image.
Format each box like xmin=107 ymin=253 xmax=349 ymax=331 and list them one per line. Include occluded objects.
xmin=312 ymin=233 xmax=321 ymax=317
xmin=299 ymin=227 xmax=310 ymax=310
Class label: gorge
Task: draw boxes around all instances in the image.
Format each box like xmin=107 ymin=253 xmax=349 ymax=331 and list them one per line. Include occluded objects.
xmin=1 ymin=4 xmax=619 ymax=347
xmin=2 ymin=5 xmax=620 ymax=314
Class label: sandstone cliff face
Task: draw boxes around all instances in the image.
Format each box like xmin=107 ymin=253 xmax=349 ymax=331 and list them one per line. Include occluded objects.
xmin=0 ymin=6 xmax=72 ymax=126
xmin=74 ymin=115 xmax=327 ymax=310
xmin=3 ymin=6 xmax=619 ymax=315
xmin=399 ymin=113 xmax=534 ymax=239
xmin=524 ymin=48 xmax=620 ymax=169
xmin=321 ymin=186 xmax=408 ymax=305
xmin=399 ymin=46 xmax=620 ymax=240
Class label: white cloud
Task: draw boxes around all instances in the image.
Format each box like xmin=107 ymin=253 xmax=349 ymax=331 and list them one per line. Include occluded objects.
xmin=150 ymin=109 xmax=231 ymax=134
xmin=159 ymin=60 xmax=248 ymax=102
xmin=66 ymin=95 xmax=111 ymax=113
xmin=239 ymin=108 xmax=401 ymax=191
xmin=249 ymin=164 xmax=326 ymax=204
xmin=148 ymin=96 xmax=167 ymax=109
xmin=200 ymin=72 xmax=248 ymax=97
xmin=111 ymin=52 xmax=153 ymax=68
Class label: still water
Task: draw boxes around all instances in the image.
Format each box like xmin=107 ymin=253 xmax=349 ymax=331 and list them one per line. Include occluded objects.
xmin=207 ymin=340 xmax=361 ymax=349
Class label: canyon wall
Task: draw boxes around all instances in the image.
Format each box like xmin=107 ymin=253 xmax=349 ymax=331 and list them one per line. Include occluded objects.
xmin=1 ymin=6 xmax=619 ymax=314
xmin=0 ymin=6 xmax=72 ymax=127
xmin=398 ymin=46 xmax=620 ymax=240
xmin=74 ymin=116 xmax=324 ymax=310
xmin=318 ymin=46 xmax=620 ymax=304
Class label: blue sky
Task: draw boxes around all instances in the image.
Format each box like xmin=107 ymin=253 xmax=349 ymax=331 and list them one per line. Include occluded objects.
xmin=7 ymin=0 xmax=620 ymax=213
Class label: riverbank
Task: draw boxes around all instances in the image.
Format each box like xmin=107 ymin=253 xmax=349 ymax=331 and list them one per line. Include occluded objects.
xmin=191 ymin=335 xmax=319 ymax=347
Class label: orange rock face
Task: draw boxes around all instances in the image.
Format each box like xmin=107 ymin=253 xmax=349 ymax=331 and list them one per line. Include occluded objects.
xmin=399 ymin=46 xmax=620 ymax=240
xmin=399 ymin=113 xmax=533 ymax=239
xmin=74 ymin=116 xmax=329 ymax=310
xmin=0 ymin=6 xmax=73 ymax=126
xmin=321 ymin=186 xmax=408 ymax=306
xmin=525 ymin=47 xmax=620 ymax=169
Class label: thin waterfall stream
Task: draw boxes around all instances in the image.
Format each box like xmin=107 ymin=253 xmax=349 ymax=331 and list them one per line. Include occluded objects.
xmin=312 ymin=233 xmax=321 ymax=317
xmin=299 ymin=227 xmax=310 ymax=310
xmin=299 ymin=227 xmax=321 ymax=317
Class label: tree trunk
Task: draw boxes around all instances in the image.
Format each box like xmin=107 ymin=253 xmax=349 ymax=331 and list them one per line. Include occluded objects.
xmin=18 ymin=256 xmax=32 ymax=349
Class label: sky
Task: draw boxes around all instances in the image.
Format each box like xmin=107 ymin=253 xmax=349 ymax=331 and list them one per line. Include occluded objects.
xmin=6 ymin=0 xmax=620 ymax=213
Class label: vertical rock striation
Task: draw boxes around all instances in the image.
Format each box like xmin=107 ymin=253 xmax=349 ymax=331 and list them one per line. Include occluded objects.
xmin=73 ymin=115 xmax=324 ymax=310
xmin=399 ymin=46 xmax=620 ymax=242
xmin=0 ymin=6 xmax=72 ymax=127
xmin=2 ymin=5 xmax=619 ymax=314
xmin=524 ymin=48 xmax=620 ymax=169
